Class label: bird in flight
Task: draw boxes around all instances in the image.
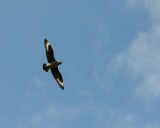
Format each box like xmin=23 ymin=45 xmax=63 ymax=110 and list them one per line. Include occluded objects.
xmin=43 ymin=38 xmax=64 ymax=90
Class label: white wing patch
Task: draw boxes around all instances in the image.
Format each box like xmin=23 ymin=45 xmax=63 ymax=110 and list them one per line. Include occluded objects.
xmin=56 ymin=78 xmax=64 ymax=89
xmin=46 ymin=42 xmax=50 ymax=52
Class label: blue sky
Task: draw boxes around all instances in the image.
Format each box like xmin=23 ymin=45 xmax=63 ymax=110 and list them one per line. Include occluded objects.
xmin=0 ymin=0 xmax=160 ymax=127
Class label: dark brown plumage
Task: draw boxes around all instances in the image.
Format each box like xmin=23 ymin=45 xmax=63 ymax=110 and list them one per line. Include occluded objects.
xmin=43 ymin=39 xmax=64 ymax=90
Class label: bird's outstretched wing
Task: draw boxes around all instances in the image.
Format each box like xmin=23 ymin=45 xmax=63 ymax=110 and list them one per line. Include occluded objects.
xmin=43 ymin=38 xmax=64 ymax=90
xmin=44 ymin=39 xmax=56 ymax=63
xmin=51 ymin=68 xmax=64 ymax=90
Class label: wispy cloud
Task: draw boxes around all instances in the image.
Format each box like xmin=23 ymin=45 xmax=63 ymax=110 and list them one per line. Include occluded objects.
xmin=17 ymin=98 xmax=101 ymax=128
xmin=115 ymin=0 xmax=160 ymax=106
xmin=17 ymin=103 xmax=82 ymax=128
xmin=126 ymin=0 xmax=160 ymax=22
xmin=30 ymin=104 xmax=82 ymax=127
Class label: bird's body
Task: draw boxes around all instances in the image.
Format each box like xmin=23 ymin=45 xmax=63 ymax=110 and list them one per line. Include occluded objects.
xmin=43 ymin=61 xmax=61 ymax=72
xmin=43 ymin=39 xmax=64 ymax=90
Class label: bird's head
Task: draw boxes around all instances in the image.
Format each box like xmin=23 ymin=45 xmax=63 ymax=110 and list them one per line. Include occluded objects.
xmin=58 ymin=61 xmax=62 ymax=65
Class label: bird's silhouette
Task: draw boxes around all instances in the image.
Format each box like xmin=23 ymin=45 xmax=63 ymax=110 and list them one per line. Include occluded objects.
xmin=43 ymin=39 xmax=64 ymax=90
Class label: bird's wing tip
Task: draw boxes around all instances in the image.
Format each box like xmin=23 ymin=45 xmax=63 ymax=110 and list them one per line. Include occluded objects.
xmin=56 ymin=78 xmax=64 ymax=90
xmin=61 ymin=86 xmax=64 ymax=90
xmin=44 ymin=38 xmax=48 ymax=43
xmin=59 ymin=83 xmax=64 ymax=90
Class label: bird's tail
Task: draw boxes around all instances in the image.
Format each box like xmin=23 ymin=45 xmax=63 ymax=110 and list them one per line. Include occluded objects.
xmin=43 ymin=63 xmax=49 ymax=72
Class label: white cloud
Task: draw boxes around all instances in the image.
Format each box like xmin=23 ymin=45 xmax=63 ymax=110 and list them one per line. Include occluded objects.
xmin=17 ymin=93 xmax=160 ymax=128
xmin=103 ymin=107 xmax=160 ymax=128
xmin=115 ymin=0 xmax=160 ymax=106
xmin=126 ymin=0 xmax=160 ymax=22
xmin=18 ymin=100 xmax=99 ymax=128
xmin=17 ymin=104 xmax=82 ymax=128
xmin=29 ymin=104 xmax=82 ymax=127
